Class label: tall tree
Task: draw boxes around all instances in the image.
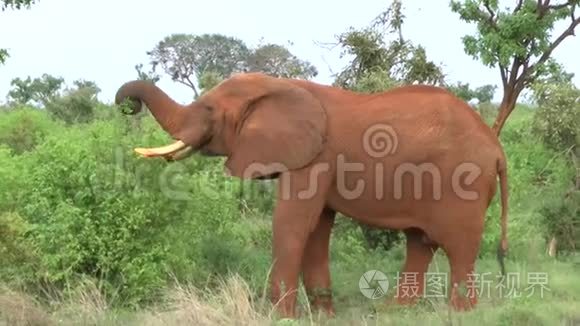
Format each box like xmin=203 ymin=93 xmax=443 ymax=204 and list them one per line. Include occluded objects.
xmin=7 ymin=74 xmax=64 ymax=107
xmin=6 ymin=74 xmax=101 ymax=124
xmin=474 ymin=84 xmax=497 ymax=104
xmin=450 ymin=0 xmax=580 ymax=136
xmin=45 ymin=79 xmax=101 ymax=124
xmin=1 ymin=0 xmax=37 ymax=64
xmin=334 ymin=0 xmax=445 ymax=89
xmin=247 ymin=43 xmax=318 ymax=79
xmin=147 ymin=33 xmax=249 ymax=97
xmin=147 ymin=33 xmax=320 ymax=97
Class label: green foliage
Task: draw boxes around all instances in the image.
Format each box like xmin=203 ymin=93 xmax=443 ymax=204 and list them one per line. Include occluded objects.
xmin=538 ymin=192 xmax=580 ymax=253
xmin=146 ymin=33 xmax=318 ymax=97
xmin=450 ymin=0 xmax=580 ymax=131
xmin=7 ymin=75 xmax=102 ymax=125
xmin=0 ymin=108 xmax=61 ymax=154
xmin=478 ymin=106 xmax=576 ymax=257
xmin=532 ymin=59 xmax=575 ymax=86
xmin=1 ymin=0 xmax=35 ymax=10
xmin=0 ymin=212 xmax=37 ymax=287
xmin=448 ymin=81 xmax=475 ymax=101
xmin=8 ymin=74 xmax=64 ymax=107
xmin=349 ymin=68 xmax=399 ymax=94
xmin=335 ymin=1 xmax=445 ymax=89
xmin=448 ymin=81 xmax=497 ymax=103
xmin=0 ymin=113 xmax=246 ymax=306
xmin=529 ymin=80 xmax=580 ymax=254
xmin=147 ymin=33 xmax=250 ymax=97
xmin=134 ymin=63 xmax=160 ymax=84
xmin=45 ymin=82 xmax=101 ymax=125
xmin=475 ymin=101 xmax=499 ymax=125
xmin=246 ymin=42 xmax=318 ymax=79
xmin=0 ymin=49 xmax=8 ymax=64
xmin=531 ymin=81 xmax=580 ymax=152
xmin=198 ymin=70 xmax=224 ymax=95
xmin=450 ymin=0 xmax=579 ymax=70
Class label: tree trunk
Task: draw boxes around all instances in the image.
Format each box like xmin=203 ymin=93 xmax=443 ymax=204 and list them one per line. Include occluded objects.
xmin=491 ymin=88 xmax=519 ymax=136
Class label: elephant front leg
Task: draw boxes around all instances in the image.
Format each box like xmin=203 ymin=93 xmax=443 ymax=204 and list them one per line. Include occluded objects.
xmin=301 ymin=207 xmax=336 ymax=316
xmin=269 ymin=168 xmax=332 ymax=319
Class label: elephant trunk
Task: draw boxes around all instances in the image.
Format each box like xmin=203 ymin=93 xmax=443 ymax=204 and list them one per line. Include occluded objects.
xmin=114 ymin=80 xmax=188 ymax=138
xmin=114 ymin=80 xmax=211 ymax=159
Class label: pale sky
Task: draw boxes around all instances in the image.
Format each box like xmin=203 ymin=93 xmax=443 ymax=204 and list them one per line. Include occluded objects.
xmin=1 ymin=0 xmax=579 ymax=105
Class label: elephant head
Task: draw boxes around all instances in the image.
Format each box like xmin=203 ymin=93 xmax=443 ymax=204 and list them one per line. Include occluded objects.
xmin=114 ymin=73 xmax=327 ymax=179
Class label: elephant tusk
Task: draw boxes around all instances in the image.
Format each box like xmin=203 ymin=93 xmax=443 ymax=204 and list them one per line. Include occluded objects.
xmin=165 ymin=145 xmax=194 ymax=161
xmin=134 ymin=140 xmax=187 ymax=158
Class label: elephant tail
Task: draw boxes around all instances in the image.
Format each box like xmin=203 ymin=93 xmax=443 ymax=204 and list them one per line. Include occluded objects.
xmin=496 ymin=157 xmax=509 ymax=278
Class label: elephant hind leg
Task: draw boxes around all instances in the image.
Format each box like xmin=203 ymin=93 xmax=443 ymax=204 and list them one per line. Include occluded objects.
xmin=439 ymin=225 xmax=484 ymax=311
xmin=301 ymin=207 xmax=336 ymax=316
xmin=394 ymin=228 xmax=439 ymax=306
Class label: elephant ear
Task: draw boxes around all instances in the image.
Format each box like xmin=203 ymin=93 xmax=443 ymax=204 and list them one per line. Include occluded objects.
xmin=225 ymin=85 xmax=327 ymax=179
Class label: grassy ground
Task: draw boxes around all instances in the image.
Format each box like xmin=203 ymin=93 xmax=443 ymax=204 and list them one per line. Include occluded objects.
xmin=2 ymin=250 xmax=579 ymax=326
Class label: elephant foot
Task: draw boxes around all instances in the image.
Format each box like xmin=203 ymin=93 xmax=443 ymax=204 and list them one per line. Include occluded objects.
xmin=311 ymin=300 xmax=335 ymax=317
xmin=307 ymin=288 xmax=335 ymax=317
xmin=393 ymin=282 xmax=425 ymax=306
xmin=449 ymin=285 xmax=477 ymax=312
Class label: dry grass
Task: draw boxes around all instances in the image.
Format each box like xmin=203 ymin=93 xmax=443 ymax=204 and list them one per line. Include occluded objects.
xmin=0 ymin=286 xmax=51 ymax=326
xmin=2 ymin=259 xmax=580 ymax=326
xmin=1 ymin=275 xmax=282 ymax=326
xmin=145 ymin=275 xmax=273 ymax=326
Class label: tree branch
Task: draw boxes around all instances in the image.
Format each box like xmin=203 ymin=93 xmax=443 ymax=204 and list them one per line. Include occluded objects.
xmin=548 ymin=1 xmax=573 ymax=10
xmin=499 ymin=64 xmax=508 ymax=89
xmin=516 ymin=42 xmax=535 ymax=85
xmin=528 ymin=14 xmax=580 ymax=74
xmin=514 ymin=0 xmax=524 ymax=13
xmin=508 ymin=57 xmax=521 ymax=85
xmin=184 ymin=76 xmax=199 ymax=98
xmin=483 ymin=0 xmax=495 ymax=21
xmin=482 ymin=0 xmax=498 ymax=28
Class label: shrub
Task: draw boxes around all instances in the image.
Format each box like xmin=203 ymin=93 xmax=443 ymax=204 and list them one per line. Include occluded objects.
xmin=0 ymin=108 xmax=60 ymax=154
xmin=3 ymin=116 xmax=242 ymax=306
xmin=538 ymin=191 xmax=580 ymax=253
xmin=532 ymin=82 xmax=580 ymax=152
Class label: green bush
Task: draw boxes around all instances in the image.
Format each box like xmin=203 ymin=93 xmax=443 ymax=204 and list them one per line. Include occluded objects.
xmin=538 ymin=192 xmax=580 ymax=253
xmin=532 ymin=82 xmax=580 ymax=152
xmin=0 ymin=108 xmax=61 ymax=154
xmin=0 ymin=116 xmax=242 ymax=306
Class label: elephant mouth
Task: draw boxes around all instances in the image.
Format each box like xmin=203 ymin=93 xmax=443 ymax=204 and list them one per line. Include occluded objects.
xmin=134 ymin=140 xmax=193 ymax=161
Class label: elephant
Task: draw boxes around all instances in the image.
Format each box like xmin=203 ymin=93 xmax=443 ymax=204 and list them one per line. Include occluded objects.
xmin=114 ymin=72 xmax=509 ymax=318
